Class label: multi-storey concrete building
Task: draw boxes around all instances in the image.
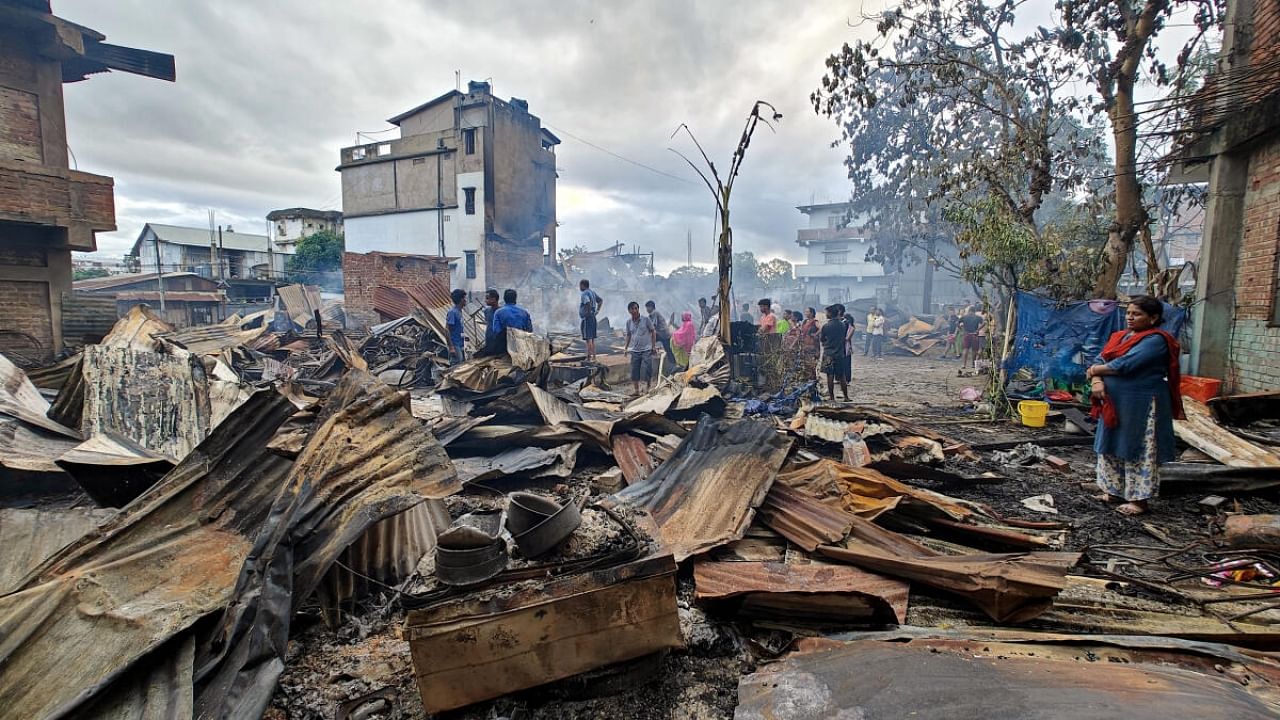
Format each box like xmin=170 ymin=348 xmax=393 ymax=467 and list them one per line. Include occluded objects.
xmin=0 ymin=1 xmax=173 ymax=362
xmin=337 ymin=81 xmax=559 ymax=293
xmin=266 ymin=208 xmax=343 ymax=254
xmin=793 ymin=203 xmax=884 ymax=305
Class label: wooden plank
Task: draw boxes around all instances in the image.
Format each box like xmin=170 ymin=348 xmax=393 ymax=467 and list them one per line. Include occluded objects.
xmin=1174 ymin=397 xmax=1280 ymax=468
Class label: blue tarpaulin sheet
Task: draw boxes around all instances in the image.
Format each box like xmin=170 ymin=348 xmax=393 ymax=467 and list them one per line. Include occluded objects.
xmin=1004 ymin=291 xmax=1187 ymax=387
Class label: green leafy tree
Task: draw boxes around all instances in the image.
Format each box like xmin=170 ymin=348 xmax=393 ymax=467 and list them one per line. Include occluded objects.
xmin=1057 ymin=0 xmax=1224 ymax=297
xmin=732 ymin=251 xmax=760 ymax=287
xmin=286 ymin=230 xmax=344 ymax=290
xmin=757 ymin=258 xmax=794 ymax=290
xmin=667 ymin=264 xmax=713 ymax=281
xmin=73 ymin=267 xmax=111 ymax=281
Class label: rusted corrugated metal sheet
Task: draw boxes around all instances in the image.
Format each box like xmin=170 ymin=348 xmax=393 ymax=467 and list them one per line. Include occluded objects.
xmin=277 ymin=283 xmax=323 ymax=327
xmin=0 ymin=372 xmax=463 ymax=719
xmin=0 ymin=390 xmax=298 ymax=720
xmin=160 ymin=321 xmax=269 ymax=356
xmin=316 ymin=499 xmax=450 ymax=624
xmin=452 ymin=443 xmax=580 ymax=484
xmin=98 ymin=304 xmax=174 ymax=351
xmin=818 ymin=514 xmax=1079 ymax=623
xmin=0 ymin=352 xmax=81 ymax=439
xmin=0 ymin=507 xmax=109 ymax=594
xmin=0 ymin=418 xmax=78 ymax=475
xmin=736 ymin=638 xmax=1280 ymax=719
xmin=56 ymin=433 xmax=175 ymax=507
xmin=611 ymin=432 xmax=653 ymax=485
xmin=777 ymin=458 xmax=970 ymax=521
xmin=372 ymin=285 xmax=414 ymax=320
xmin=615 ymin=417 xmax=791 ymax=561
xmin=693 ymin=560 xmax=908 ymax=623
xmin=756 ymin=482 xmax=855 ymax=551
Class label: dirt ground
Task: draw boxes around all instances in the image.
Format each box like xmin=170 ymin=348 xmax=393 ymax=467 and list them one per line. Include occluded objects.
xmin=269 ymin=352 xmax=1280 ymax=719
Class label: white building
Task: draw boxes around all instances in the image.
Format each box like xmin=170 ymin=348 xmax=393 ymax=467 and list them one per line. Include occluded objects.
xmin=794 ymin=203 xmax=884 ymax=305
xmin=266 ymin=208 xmax=343 ymax=253
xmin=129 ymin=223 xmax=292 ymax=280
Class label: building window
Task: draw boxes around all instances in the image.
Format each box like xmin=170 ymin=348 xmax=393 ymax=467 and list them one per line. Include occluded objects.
xmin=824 ymin=251 xmax=849 ymax=265
xmin=827 ymin=287 xmax=846 ymax=303
xmin=464 ymin=187 xmax=476 ymax=215
xmin=463 ymin=128 xmax=476 ymax=155
xmin=413 ymin=157 xmax=426 ymax=165
xmin=828 ymin=214 xmax=842 ymax=228
xmin=465 ymin=251 xmax=477 ymax=279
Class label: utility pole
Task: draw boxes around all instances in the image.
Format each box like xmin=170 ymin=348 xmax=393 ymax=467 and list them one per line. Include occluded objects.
xmin=208 ymin=209 xmax=217 ymax=280
xmin=217 ymin=225 xmax=225 ymax=281
xmin=153 ymin=233 xmax=166 ymax=314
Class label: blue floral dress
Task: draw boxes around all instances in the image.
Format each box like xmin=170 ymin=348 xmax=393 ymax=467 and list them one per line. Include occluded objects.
xmin=1094 ymin=333 xmax=1177 ymax=502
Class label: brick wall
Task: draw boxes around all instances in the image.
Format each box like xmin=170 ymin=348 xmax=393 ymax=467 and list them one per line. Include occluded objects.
xmin=0 ymin=279 xmax=53 ymax=365
xmin=0 ymin=86 xmax=42 ymax=163
xmin=1228 ymin=131 xmax=1280 ymax=392
xmin=484 ymin=237 xmax=544 ymax=291
xmin=342 ymin=251 xmax=452 ymax=328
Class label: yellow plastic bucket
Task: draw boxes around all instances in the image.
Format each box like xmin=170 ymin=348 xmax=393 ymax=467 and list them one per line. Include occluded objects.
xmin=1018 ymin=400 xmax=1049 ymax=428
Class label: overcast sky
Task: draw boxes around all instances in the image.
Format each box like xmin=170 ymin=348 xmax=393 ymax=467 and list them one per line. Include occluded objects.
xmin=59 ymin=1 xmax=893 ymax=272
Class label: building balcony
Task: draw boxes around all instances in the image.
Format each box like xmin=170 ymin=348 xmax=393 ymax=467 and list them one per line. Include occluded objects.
xmin=0 ymin=160 xmax=115 ymax=251
xmin=797 ymin=227 xmax=866 ymax=244
xmin=795 ymin=262 xmax=884 ymax=280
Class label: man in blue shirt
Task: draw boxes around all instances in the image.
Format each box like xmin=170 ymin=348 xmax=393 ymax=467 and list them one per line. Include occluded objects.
xmin=579 ymin=279 xmax=603 ymax=362
xmin=481 ymin=289 xmax=532 ymax=356
xmin=446 ymin=288 xmax=467 ymax=365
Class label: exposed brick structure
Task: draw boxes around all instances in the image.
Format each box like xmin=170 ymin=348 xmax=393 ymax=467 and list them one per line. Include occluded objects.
xmin=0 ymin=4 xmax=171 ymax=362
xmin=342 ymin=251 xmax=453 ymax=328
xmin=1189 ymin=0 xmax=1280 ymax=393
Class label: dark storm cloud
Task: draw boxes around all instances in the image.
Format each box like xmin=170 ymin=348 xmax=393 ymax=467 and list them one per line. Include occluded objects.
xmin=58 ymin=0 xmax=875 ymax=267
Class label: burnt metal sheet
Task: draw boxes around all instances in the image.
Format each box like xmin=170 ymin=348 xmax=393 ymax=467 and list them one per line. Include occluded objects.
xmin=818 ymin=515 xmax=1080 ymax=623
xmin=0 ymin=371 xmax=462 ymax=719
xmin=0 ymin=390 xmax=298 ymax=720
xmin=78 ymin=345 xmax=215 ymax=463
xmin=0 ymin=417 xmax=79 ymax=475
xmin=452 ymin=443 xmax=581 ymax=485
xmin=506 ymin=328 xmax=549 ymax=370
xmin=0 ymin=507 xmax=109 ymax=594
xmin=159 ymin=321 xmax=268 ymax=356
xmin=55 ymin=433 xmax=174 ymax=507
xmin=529 ymin=383 xmax=579 ymax=425
xmin=615 ymin=417 xmax=792 ymax=561
xmin=778 ymin=458 xmax=971 ymax=522
xmin=277 ymin=283 xmax=323 ymax=327
xmin=756 ymin=482 xmax=855 ymax=551
xmin=735 ymin=638 xmax=1280 ymax=720
xmin=316 ymin=499 xmax=450 ymax=625
xmin=99 ymin=304 xmax=175 ymax=352
xmin=611 ymin=432 xmax=654 ymax=485
xmin=694 ymin=560 xmax=908 ymax=623
xmin=24 ymin=352 xmax=82 ymax=391
xmin=0 ymin=352 xmax=81 ymax=439
xmin=372 ymin=285 xmax=414 ymax=320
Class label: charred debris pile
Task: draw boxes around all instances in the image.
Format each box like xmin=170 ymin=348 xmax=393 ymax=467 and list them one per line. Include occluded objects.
xmin=3 ymin=305 xmax=1280 ymax=718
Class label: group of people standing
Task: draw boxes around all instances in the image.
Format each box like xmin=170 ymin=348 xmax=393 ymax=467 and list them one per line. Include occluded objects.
xmin=445 ymin=287 xmax=532 ymax=364
xmin=940 ymin=305 xmax=989 ymax=371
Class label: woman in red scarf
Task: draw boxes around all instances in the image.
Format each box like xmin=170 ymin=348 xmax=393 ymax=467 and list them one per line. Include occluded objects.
xmin=1086 ymin=296 xmax=1185 ymax=516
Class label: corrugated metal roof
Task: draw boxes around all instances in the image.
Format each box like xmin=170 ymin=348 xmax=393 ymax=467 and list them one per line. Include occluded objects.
xmin=72 ymin=271 xmax=203 ymax=292
xmin=115 ymin=291 xmax=224 ymax=302
xmin=0 ymin=507 xmax=110 ymax=595
xmin=139 ymin=223 xmax=294 ymax=254
xmin=737 ymin=638 xmax=1280 ymax=719
xmin=755 ymin=482 xmax=855 ymax=552
xmin=615 ymin=417 xmax=791 ymax=561
xmin=692 ymin=560 xmax=908 ymax=623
